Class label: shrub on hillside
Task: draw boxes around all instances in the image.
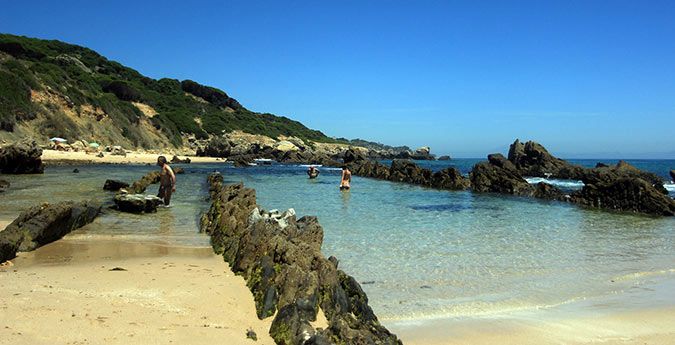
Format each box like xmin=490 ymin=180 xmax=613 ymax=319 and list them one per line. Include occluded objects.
xmin=102 ymin=80 xmax=142 ymax=102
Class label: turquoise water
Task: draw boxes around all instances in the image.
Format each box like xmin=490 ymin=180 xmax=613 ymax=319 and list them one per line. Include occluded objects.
xmin=1 ymin=160 xmax=674 ymax=322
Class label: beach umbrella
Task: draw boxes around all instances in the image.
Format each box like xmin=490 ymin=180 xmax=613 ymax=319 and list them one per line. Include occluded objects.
xmin=49 ymin=137 xmax=67 ymax=143
xmin=89 ymin=142 xmax=100 ymax=148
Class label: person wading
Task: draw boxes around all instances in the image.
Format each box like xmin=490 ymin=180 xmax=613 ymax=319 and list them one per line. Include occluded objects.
xmin=340 ymin=165 xmax=351 ymax=190
xmin=157 ymin=156 xmax=176 ymax=206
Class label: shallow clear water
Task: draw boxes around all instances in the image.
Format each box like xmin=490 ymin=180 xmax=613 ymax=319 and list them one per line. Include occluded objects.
xmin=1 ymin=159 xmax=674 ymax=322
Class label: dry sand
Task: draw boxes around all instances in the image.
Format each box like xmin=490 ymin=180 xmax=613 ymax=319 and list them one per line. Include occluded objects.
xmin=0 ymin=239 xmax=274 ymax=345
xmin=41 ymin=149 xmax=225 ymax=165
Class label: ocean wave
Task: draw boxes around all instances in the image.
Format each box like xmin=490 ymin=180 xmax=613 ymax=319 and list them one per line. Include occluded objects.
xmin=664 ymin=183 xmax=675 ymax=192
xmin=525 ymin=177 xmax=584 ymax=189
xmin=611 ymin=268 xmax=675 ymax=282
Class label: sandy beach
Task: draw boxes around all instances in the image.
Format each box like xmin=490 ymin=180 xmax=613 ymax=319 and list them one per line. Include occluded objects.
xmin=40 ymin=149 xmax=225 ymax=165
xmin=0 ymin=239 xmax=274 ymax=345
xmin=393 ymin=301 xmax=675 ymax=345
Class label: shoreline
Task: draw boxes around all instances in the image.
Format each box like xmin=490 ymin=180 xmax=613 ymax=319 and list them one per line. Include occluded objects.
xmin=388 ymin=274 xmax=675 ymax=345
xmin=40 ymin=149 xmax=226 ymax=166
xmin=0 ymin=238 xmax=275 ymax=345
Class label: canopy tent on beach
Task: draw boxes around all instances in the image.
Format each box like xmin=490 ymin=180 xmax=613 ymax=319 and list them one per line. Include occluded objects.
xmin=49 ymin=137 xmax=67 ymax=143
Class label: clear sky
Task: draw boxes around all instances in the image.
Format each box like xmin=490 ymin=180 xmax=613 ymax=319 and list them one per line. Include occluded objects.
xmin=2 ymin=1 xmax=674 ymax=158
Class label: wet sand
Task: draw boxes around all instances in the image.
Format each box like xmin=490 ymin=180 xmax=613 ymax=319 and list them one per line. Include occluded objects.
xmin=41 ymin=150 xmax=225 ymax=165
xmin=393 ymin=301 xmax=675 ymax=345
xmin=0 ymin=239 xmax=274 ymax=345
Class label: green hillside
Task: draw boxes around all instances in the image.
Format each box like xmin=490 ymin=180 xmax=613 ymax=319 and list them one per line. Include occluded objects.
xmin=0 ymin=33 xmax=337 ymax=148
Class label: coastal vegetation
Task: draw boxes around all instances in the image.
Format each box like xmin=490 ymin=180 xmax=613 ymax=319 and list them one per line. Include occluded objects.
xmin=0 ymin=34 xmax=341 ymax=148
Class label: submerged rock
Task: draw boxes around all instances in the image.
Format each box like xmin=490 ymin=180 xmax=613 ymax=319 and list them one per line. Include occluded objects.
xmin=0 ymin=179 xmax=9 ymax=193
xmin=103 ymin=179 xmax=129 ymax=191
xmin=113 ymin=193 xmax=163 ymax=213
xmin=0 ymin=140 xmax=44 ymax=174
xmin=0 ymin=200 xmax=101 ymax=262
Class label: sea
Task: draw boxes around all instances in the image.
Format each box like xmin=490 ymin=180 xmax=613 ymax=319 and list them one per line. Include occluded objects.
xmin=1 ymin=158 xmax=674 ymax=326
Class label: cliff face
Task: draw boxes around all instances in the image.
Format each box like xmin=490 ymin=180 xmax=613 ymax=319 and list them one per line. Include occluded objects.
xmin=0 ymin=34 xmax=337 ymax=150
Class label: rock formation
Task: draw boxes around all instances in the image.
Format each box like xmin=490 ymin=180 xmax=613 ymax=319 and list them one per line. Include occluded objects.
xmin=0 ymin=200 xmax=101 ymax=262
xmin=571 ymin=178 xmax=675 ymax=216
xmin=470 ymin=154 xmax=539 ymax=196
xmin=113 ymin=193 xmax=164 ymax=213
xmin=670 ymin=169 xmax=675 ymax=182
xmin=171 ymin=155 xmax=191 ymax=164
xmin=127 ymin=171 xmax=161 ymax=194
xmin=200 ymin=174 xmax=402 ymax=345
xmin=507 ymin=139 xmax=584 ymax=179
xmin=0 ymin=140 xmax=44 ymax=174
xmin=103 ymin=179 xmax=129 ymax=191
xmin=438 ymin=155 xmax=451 ymax=161
xmin=0 ymin=179 xmax=9 ymax=193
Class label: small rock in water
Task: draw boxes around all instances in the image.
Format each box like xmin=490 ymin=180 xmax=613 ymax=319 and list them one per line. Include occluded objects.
xmin=109 ymin=267 xmax=127 ymax=271
xmin=246 ymin=329 xmax=257 ymax=341
xmin=72 ymin=168 xmax=79 ymax=173
xmin=420 ymin=285 xmax=432 ymax=289
xmin=361 ymin=281 xmax=375 ymax=285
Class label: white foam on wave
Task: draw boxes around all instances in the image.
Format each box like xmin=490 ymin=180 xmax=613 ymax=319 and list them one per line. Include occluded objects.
xmin=525 ymin=177 xmax=585 ymax=189
xmin=664 ymin=182 xmax=675 ymax=192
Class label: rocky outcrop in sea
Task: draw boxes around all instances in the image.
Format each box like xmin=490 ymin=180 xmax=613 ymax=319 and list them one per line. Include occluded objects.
xmin=194 ymin=131 xmax=436 ymax=165
xmin=342 ymin=141 xmax=673 ymax=216
xmin=200 ymin=173 xmax=402 ymax=345
xmin=0 ymin=200 xmax=101 ymax=262
xmin=0 ymin=139 xmax=44 ymax=174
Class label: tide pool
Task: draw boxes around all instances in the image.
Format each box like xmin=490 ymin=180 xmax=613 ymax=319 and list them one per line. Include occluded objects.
xmin=0 ymin=160 xmax=673 ymax=323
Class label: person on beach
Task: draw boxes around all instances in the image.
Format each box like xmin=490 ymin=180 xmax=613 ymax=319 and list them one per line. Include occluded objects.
xmin=340 ymin=165 xmax=351 ymax=190
xmin=307 ymin=166 xmax=320 ymax=179
xmin=157 ymin=156 xmax=176 ymax=206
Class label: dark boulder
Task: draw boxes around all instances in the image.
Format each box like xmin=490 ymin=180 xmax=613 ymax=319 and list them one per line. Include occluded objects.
xmin=128 ymin=171 xmax=161 ymax=194
xmin=532 ymin=182 xmax=566 ymax=200
xmin=507 ymin=139 xmax=585 ymax=179
xmin=197 ymin=136 xmax=231 ymax=157
xmin=431 ymin=167 xmax=470 ymax=190
xmin=343 ymin=148 xmax=368 ymax=165
xmin=113 ymin=193 xmax=164 ymax=213
xmin=0 ymin=179 xmax=9 ymax=193
xmin=171 ymin=155 xmax=191 ymax=164
xmin=351 ymin=160 xmax=391 ymax=180
xmin=103 ymin=179 xmax=129 ymax=191
xmin=0 ymin=200 xmax=101 ymax=262
xmin=389 ymin=159 xmax=433 ymax=185
xmin=581 ymin=161 xmax=668 ymax=195
xmin=438 ymin=155 xmax=451 ymax=161
xmin=571 ymin=178 xmax=675 ymax=216
xmin=470 ymin=154 xmax=534 ymax=196
xmin=173 ymin=167 xmax=185 ymax=174
xmin=0 ymin=140 xmax=44 ymax=174
xmin=595 ymin=162 xmax=610 ymax=168
xmin=670 ymin=169 xmax=675 ymax=182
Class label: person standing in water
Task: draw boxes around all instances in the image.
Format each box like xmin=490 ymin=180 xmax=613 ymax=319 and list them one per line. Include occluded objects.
xmin=307 ymin=165 xmax=320 ymax=179
xmin=157 ymin=156 xmax=176 ymax=206
xmin=340 ymin=165 xmax=351 ymax=190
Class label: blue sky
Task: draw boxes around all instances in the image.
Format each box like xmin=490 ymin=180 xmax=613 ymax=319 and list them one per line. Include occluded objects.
xmin=2 ymin=1 xmax=675 ymax=158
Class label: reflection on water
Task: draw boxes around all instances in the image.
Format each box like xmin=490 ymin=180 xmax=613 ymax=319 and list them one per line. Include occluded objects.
xmin=0 ymin=162 xmax=674 ymax=322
